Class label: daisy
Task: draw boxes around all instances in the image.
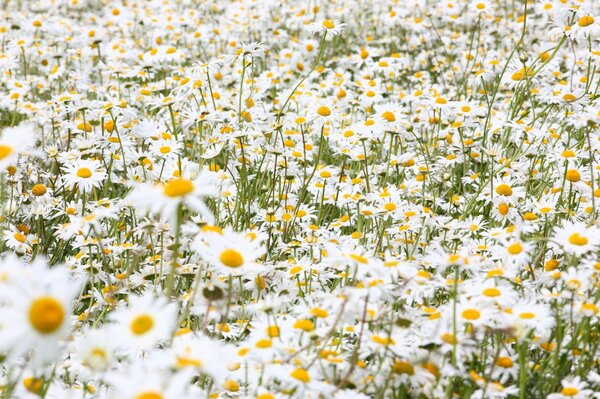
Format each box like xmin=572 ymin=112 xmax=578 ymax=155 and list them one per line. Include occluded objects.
xmin=108 ymin=292 xmax=178 ymax=351
xmin=572 ymin=11 xmax=599 ymax=39
xmin=126 ymin=169 xmax=219 ymax=224
xmin=194 ymin=228 xmax=266 ymax=275
xmin=62 ymin=159 xmax=107 ymax=192
xmin=106 ymin=360 xmax=196 ymax=399
xmin=551 ymin=221 xmax=600 ymax=256
xmin=72 ymin=326 xmax=121 ymax=374
xmin=547 ymin=376 xmax=593 ymax=399
xmin=308 ymin=100 xmax=341 ymax=126
xmin=491 ymin=239 xmax=532 ymax=267
xmin=171 ymin=333 xmax=232 ymax=376
xmin=470 ymin=0 xmax=492 ymax=15
xmin=310 ymin=19 xmax=346 ymax=36
xmin=456 ymin=299 xmax=493 ymax=328
xmin=509 ymin=302 xmax=554 ymax=339
xmin=0 ymin=256 xmax=85 ymax=366
xmin=3 ymin=225 xmax=33 ymax=254
xmin=0 ymin=122 xmax=35 ymax=170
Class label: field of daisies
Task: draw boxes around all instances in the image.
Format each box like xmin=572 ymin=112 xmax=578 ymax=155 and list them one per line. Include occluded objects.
xmin=1 ymin=0 xmax=600 ymax=398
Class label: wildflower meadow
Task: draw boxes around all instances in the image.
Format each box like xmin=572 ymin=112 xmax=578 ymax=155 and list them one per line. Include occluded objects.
xmin=0 ymin=0 xmax=600 ymax=398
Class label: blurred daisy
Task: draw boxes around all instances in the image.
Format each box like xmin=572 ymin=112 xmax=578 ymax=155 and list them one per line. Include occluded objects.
xmin=547 ymin=376 xmax=593 ymax=399
xmin=72 ymin=326 xmax=121 ymax=374
xmin=551 ymin=221 xmax=599 ymax=256
xmin=0 ymin=122 xmax=35 ymax=170
xmin=0 ymin=256 xmax=84 ymax=366
xmin=108 ymin=292 xmax=177 ymax=350
xmin=107 ymin=361 xmax=196 ymax=399
xmin=127 ymin=170 xmax=219 ymax=224
xmin=311 ymin=19 xmax=346 ymax=36
xmin=194 ymin=228 xmax=266 ymax=275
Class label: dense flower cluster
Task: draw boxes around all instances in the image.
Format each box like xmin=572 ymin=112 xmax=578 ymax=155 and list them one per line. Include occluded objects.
xmin=0 ymin=0 xmax=599 ymax=398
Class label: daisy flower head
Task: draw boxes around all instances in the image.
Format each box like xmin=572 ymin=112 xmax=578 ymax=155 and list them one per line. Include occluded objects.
xmin=311 ymin=19 xmax=346 ymax=36
xmin=548 ymin=376 xmax=593 ymax=399
xmin=490 ymin=237 xmax=533 ymax=267
xmin=308 ymin=99 xmax=341 ymax=125
xmin=503 ymin=59 xmax=545 ymax=89
xmin=0 ymin=255 xmax=85 ymax=366
xmin=108 ymin=291 xmax=178 ymax=351
xmin=509 ymin=302 xmax=554 ymax=340
xmin=195 ymin=228 xmax=266 ymax=275
xmin=3 ymin=225 xmax=33 ymax=254
xmin=126 ymin=169 xmax=220 ymax=225
xmin=551 ymin=221 xmax=600 ymax=256
xmin=72 ymin=326 xmax=121 ymax=374
xmin=169 ymin=333 xmax=231 ymax=379
xmin=62 ymin=158 xmax=107 ymax=192
xmin=457 ymin=299 xmax=493 ymax=329
xmin=572 ymin=11 xmax=598 ymax=39
xmin=107 ymin=359 xmax=196 ymax=399
xmin=1 ymin=1 xmax=600 ymax=398
xmin=0 ymin=122 xmax=36 ymax=171
xmin=470 ymin=0 xmax=492 ymax=15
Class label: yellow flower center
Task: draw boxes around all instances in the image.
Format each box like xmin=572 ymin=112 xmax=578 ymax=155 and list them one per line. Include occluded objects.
xmin=256 ymin=338 xmax=272 ymax=348
xmin=578 ymin=15 xmax=594 ymax=27
xmin=495 ymin=357 xmax=513 ymax=368
xmin=393 ymin=360 xmax=415 ymax=375
xmin=483 ymin=287 xmax=500 ymax=297
xmin=462 ymin=309 xmax=481 ymax=320
xmin=322 ymin=20 xmax=335 ymax=29
xmin=176 ymin=355 xmax=202 ymax=368
xmin=349 ymin=253 xmax=368 ymax=264
xmin=293 ymin=319 xmax=315 ymax=332
xmin=441 ymin=332 xmax=456 ymax=344
xmin=130 ymin=314 xmax=154 ymax=335
xmin=23 ymin=377 xmax=44 ymax=394
xmin=290 ymin=368 xmax=310 ymax=383
xmin=31 ymin=184 xmax=47 ymax=196
xmin=495 ymin=184 xmax=513 ymax=196
xmin=317 ymin=106 xmax=331 ymax=116
xmin=14 ymin=232 xmax=26 ymax=243
xmin=163 ymin=178 xmax=194 ymax=197
xmin=265 ymin=325 xmax=279 ymax=337
xmin=223 ymin=380 xmax=240 ymax=392
xmin=511 ymin=67 xmax=535 ymax=81
xmin=0 ymin=144 xmax=14 ymax=159
xmin=568 ymin=233 xmax=588 ymax=246
xmin=498 ymin=202 xmax=509 ymax=215
xmin=565 ymin=169 xmax=581 ymax=182
xmin=29 ymin=296 xmax=65 ymax=334
xmin=219 ymin=249 xmax=244 ymax=268
xmin=136 ymin=392 xmax=164 ymax=399
xmin=523 ymin=212 xmax=537 ymax=221
xmin=384 ymin=203 xmax=397 ymax=211
xmin=561 ymin=387 xmax=579 ymax=396
xmin=507 ymin=242 xmax=523 ymax=255
xmin=382 ymin=111 xmax=396 ymax=122
xmin=310 ymin=307 xmax=328 ymax=318
xmin=76 ymin=167 xmax=92 ymax=178
xmin=90 ymin=348 xmax=107 ymax=361
xmin=562 ymin=93 xmax=576 ymax=102
xmin=519 ymin=312 xmax=535 ymax=319
xmin=561 ymin=150 xmax=575 ymax=158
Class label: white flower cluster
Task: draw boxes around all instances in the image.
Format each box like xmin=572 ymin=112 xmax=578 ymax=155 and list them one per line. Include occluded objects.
xmin=0 ymin=0 xmax=598 ymax=398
